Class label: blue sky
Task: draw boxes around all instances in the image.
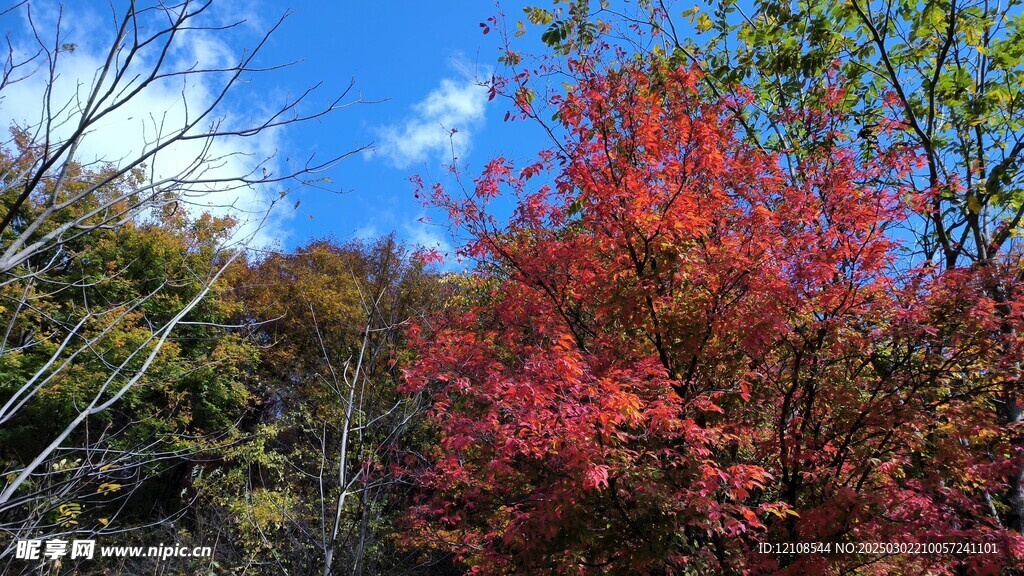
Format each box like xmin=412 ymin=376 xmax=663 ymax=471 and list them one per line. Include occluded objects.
xmin=272 ymin=1 xmax=538 ymax=254
xmin=0 ymin=0 xmax=551 ymax=261
xmin=223 ymin=1 xmax=551 ymax=256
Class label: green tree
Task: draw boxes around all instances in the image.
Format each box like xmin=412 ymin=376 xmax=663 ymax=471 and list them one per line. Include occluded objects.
xmin=0 ymin=143 xmax=259 ymax=572
xmin=0 ymin=0 xmax=359 ymax=569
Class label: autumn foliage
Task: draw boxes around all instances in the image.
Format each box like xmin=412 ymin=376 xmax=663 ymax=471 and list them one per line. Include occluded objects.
xmin=401 ymin=60 xmax=1024 ymax=574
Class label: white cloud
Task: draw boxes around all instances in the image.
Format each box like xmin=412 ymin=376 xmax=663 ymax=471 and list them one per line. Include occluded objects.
xmin=404 ymin=217 xmax=452 ymax=254
xmin=353 ymin=223 xmax=379 ymax=240
xmin=373 ymin=77 xmax=488 ymax=169
xmin=0 ymin=4 xmax=306 ymax=249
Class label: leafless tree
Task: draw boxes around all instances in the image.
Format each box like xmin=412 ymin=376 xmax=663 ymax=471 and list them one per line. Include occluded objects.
xmin=317 ymin=282 xmax=425 ymax=576
xmin=196 ymin=237 xmax=444 ymax=576
xmin=0 ymin=0 xmax=364 ymax=564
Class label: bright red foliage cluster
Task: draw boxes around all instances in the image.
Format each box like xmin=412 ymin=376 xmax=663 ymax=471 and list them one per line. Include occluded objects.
xmin=402 ymin=62 xmax=1024 ymax=574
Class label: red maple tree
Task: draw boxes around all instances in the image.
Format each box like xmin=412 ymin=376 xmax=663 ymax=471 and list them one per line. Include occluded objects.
xmin=401 ymin=59 xmax=1024 ymax=574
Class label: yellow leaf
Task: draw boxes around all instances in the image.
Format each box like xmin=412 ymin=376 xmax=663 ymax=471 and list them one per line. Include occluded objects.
xmin=97 ymin=482 xmax=123 ymax=495
xmin=967 ymin=195 xmax=982 ymax=214
xmin=697 ymin=13 xmax=713 ymax=33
